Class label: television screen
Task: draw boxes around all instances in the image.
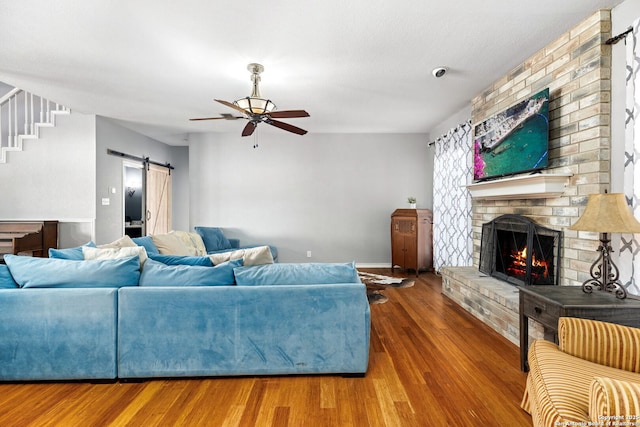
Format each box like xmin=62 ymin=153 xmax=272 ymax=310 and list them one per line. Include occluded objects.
xmin=473 ymin=88 xmax=549 ymax=181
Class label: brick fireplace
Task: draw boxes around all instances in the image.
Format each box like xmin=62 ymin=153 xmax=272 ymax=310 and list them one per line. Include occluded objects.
xmin=440 ymin=10 xmax=612 ymax=345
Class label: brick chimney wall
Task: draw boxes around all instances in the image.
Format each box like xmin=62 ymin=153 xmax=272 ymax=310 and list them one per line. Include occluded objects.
xmin=470 ymin=10 xmax=612 ymax=287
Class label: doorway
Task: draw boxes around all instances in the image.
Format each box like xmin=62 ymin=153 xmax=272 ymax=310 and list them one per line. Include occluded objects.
xmin=123 ymin=162 xmax=144 ymax=238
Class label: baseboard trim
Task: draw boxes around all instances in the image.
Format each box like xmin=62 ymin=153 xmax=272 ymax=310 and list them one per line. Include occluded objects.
xmin=355 ymin=263 xmax=392 ymax=269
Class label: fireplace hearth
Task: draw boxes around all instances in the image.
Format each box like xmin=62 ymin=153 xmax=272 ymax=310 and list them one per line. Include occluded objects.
xmin=479 ymin=215 xmax=561 ymax=286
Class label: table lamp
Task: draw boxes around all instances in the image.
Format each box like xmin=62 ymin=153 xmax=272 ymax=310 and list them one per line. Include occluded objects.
xmin=569 ymin=192 xmax=640 ymax=299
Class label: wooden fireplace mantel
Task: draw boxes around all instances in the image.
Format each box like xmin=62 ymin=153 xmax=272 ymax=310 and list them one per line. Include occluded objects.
xmin=466 ymin=172 xmax=573 ymax=200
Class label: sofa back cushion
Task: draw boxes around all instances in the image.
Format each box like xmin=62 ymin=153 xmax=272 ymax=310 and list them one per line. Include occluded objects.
xmin=0 ymin=264 xmax=17 ymax=288
xmin=234 ymin=262 xmax=360 ymax=286
xmin=148 ymin=253 xmax=213 ymax=266
xmin=139 ymin=258 xmax=242 ymax=287
xmin=194 ymin=227 xmax=232 ymax=252
xmin=49 ymin=241 xmax=97 ymax=260
xmin=132 ymin=236 xmax=159 ymax=254
xmin=151 ymin=231 xmax=207 ymax=256
xmin=4 ymin=255 xmax=141 ymax=288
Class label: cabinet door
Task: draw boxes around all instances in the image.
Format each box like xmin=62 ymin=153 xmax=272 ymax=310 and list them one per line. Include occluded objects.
xmin=403 ymin=235 xmax=418 ymax=268
xmin=392 ymin=227 xmax=406 ymax=267
xmin=392 ymin=218 xmax=416 ymax=268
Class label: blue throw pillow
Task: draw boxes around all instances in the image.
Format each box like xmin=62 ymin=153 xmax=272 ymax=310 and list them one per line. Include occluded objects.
xmin=49 ymin=241 xmax=97 ymax=260
xmin=0 ymin=264 xmax=17 ymax=288
xmin=139 ymin=258 xmax=242 ymax=287
xmin=234 ymin=262 xmax=360 ymax=286
xmin=194 ymin=227 xmax=232 ymax=252
xmin=148 ymin=253 xmax=213 ymax=266
xmin=132 ymin=235 xmax=159 ymax=254
xmin=4 ymin=255 xmax=141 ymax=288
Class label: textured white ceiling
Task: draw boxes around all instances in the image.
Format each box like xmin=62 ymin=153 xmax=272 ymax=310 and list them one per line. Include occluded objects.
xmin=0 ymin=0 xmax=625 ymax=144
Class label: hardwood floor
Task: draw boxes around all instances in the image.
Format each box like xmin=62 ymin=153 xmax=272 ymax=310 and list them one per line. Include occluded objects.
xmin=0 ymin=270 xmax=532 ymax=426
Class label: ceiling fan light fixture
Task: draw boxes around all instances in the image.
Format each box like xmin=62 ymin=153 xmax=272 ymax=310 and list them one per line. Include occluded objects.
xmin=193 ymin=62 xmax=308 ymax=137
xmin=234 ymin=96 xmax=276 ymax=115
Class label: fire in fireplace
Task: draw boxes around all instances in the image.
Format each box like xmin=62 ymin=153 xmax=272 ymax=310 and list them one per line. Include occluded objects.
xmin=479 ymin=215 xmax=561 ymax=286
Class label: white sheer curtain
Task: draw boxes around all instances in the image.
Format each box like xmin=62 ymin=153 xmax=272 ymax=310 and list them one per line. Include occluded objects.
xmin=432 ymin=121 xmax=473 ymax=272
xmin=621 ymin=18 xmax=640 ymax=296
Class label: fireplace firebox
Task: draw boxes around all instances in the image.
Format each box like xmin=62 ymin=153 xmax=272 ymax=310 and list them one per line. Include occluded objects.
xmin=479 ymin=215 xmax=561 ymax=286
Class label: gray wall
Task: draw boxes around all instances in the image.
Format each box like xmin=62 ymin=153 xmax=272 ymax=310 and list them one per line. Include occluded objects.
xmin=188 ymin=131 xmax=430 ymax=265
xmin=95 ymin=117 xmax=189 ymax=244
xmin=0 ymin=111 xmax=97 ymax=246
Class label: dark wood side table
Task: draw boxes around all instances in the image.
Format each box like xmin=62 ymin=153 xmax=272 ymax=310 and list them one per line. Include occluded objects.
xmin=519 ymin=285 xmax=640 ymax=372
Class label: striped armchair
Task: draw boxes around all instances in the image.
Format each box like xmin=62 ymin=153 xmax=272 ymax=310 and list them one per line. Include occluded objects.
xmin=522 ymin=317 xmax=640 ymax=427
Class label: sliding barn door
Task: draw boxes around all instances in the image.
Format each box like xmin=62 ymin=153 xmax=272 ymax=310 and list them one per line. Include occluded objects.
xmin=145 ymin=164 xmax=172 ymax=235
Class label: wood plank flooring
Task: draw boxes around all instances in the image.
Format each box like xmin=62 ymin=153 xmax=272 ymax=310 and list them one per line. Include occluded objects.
xmin=0 ymin=270 xmax=532 ymax=426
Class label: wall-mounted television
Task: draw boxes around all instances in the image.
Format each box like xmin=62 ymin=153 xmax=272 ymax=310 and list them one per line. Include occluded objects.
xmin=473 ymin=88 xmax=549 ymax=182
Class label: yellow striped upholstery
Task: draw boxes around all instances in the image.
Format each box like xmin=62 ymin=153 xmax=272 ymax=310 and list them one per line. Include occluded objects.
xmin=559 ymin=317 xmax=640 ymax=372
xmin=589 ymin=377 xmax=640 ymax=422
xmin=522 ymin=317 xmax=640 ymax=427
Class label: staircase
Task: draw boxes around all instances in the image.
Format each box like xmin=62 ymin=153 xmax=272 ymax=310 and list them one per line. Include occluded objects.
xmin=0 ymin=86 xmax=70 ymax=163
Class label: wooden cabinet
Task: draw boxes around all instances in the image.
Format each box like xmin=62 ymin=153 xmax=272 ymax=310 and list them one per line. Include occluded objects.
xmin=391 ymin=209 xmax=433 ymax=275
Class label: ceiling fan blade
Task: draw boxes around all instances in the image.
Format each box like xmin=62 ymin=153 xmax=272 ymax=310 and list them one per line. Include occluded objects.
xmin=266 ymin=119 xmax=308 ymax=135
xmin=267 ymin=110 xmax=310 ymax=119
xmin=242 ymin=121 xmax=257 ymax=137
xmin=189 ymin=115 xmax=243 ymax=121
xmin=215 ymin=99 xmax=248 ymax=115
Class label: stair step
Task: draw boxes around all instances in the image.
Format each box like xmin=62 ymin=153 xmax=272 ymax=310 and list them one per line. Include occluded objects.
xmin=0 ymin=87 xmax=71 ymax=164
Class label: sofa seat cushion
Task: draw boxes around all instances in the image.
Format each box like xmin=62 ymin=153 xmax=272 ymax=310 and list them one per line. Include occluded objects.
xmin=4 ymin=255 xmax=141 ymax=288
xmin=234 ymin=262 xmax=359 ymax=286
xmin=209 ymin=245 xmax=274 ymax=266
xmin=523 ymin=339 xmax=640 ymax=426
xmin=139 ymin=258 xmax=242 ymax=287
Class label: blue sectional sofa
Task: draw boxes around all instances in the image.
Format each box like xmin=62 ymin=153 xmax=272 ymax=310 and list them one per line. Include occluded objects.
xmin=0 ymin=256 xmax=370 ymax=381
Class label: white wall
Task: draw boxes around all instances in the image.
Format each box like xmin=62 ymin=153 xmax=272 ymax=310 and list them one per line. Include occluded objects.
xmin=611 ymin=0 xmax=640 ymax=192
xmin=95 ymin=117 xmax=189 ymax=244
xmin=188 ymin=131 xmax=429 ymax=265
xmin=0 ymin=111 xmax=97 ymax=246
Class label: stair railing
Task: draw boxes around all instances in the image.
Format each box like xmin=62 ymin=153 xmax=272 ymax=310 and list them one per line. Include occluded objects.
xmin=0 ymin=87 xmax=70 ymax=162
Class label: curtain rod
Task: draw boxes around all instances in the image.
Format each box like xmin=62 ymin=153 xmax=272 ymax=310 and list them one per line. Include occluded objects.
xmin=428 ymin=120 xmax=471 ymax=146
xmin=606 ymin=26 xmax=633 ymax=45
xmin=107 ymin=149 xmax=174 ymax=171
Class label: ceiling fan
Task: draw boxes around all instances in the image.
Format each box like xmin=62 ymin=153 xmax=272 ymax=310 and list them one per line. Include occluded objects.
xmin=190 ymin=63 xmax=310 ymax=137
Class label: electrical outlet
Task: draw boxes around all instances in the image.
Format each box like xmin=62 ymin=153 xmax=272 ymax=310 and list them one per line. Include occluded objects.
xmin=307 ymin=251 xmax=312 ymax=258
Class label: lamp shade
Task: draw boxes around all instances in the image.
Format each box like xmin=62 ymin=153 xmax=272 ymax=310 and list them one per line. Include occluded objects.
xmin=569 ymin=193 xmax=640 ymax=233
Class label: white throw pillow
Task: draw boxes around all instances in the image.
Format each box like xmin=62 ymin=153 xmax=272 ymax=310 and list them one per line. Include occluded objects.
xmin=98 ymin=235 xmax=137 ymax=248
xmin=151 ymin=231 xmax=207 ymax=256
xmin=209 ymin=246 xmax=274 ymax=266
xmin=83 ymin=245 xmax=148 ymax=268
